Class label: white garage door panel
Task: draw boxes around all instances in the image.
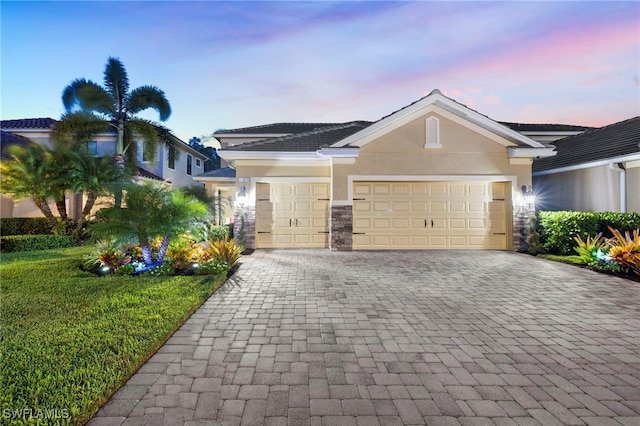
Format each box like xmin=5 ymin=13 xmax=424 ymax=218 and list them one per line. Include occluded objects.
xmin=256 ymin=183 xmax=329 ymax=248
xmin=353 ymin=181 xmax=509 ymax=250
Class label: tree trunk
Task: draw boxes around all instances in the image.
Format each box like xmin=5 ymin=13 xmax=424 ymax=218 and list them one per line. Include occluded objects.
xmin=32 ymin=196 xmax=58 ymax=230
xmin=141 ymin=245 xmax=153 ymax=265
xmin=76 ymin=191 xmax=99 ymax=230
xmin=55 ymin=195 xmax=68 ymax=220
xmin=114 ymin=120 xmax=126 ymax=207
xmin=156 ymin=236 xmax=170 ymax=263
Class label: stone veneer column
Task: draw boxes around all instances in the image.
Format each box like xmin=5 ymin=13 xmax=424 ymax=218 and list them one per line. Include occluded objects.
xmin=234 ymin=203 xmax=256 ymax=249
xmin=512 ymin=205 xmax=535 ymax=252
xmin=330 ymin=205 xmax=353 ymax=251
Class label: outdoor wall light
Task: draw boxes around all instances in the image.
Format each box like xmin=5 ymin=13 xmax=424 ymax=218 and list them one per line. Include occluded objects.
xmin=521 ymin=185 xmax=536 ymax=208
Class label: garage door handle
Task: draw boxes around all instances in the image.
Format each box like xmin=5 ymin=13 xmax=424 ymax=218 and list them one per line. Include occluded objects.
xmin=424 ymin=219 xmax=427 ymax=228
xmin=353 ymin=232 xmax=366 ymax=235
xmin=431 ymin=219 xmax=434 ymax=228
xmin=257 ymin=231 xmax=271 ymax=234
xmin=289 ymin=218 xmax=292 ymax=227
xmin=493 ymin=198 xmax=505 ymax=201
xmin=318 ymin=231 xmax=329 ymax=234
xmin=493 ymin=232 xmax=506 ymax=235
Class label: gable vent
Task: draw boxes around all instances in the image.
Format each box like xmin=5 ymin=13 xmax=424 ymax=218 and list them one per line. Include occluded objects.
xmin=425 ymin=116 xmax=441 ymax=148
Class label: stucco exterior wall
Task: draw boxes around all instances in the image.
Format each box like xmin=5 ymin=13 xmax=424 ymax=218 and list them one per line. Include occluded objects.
xmin=331 ymin=113 xmax=531 ymax=201
xmin=235 ymin=164 xmax=330 ymax=178
xmin=533 ymin=166 xmax=622 ymax=212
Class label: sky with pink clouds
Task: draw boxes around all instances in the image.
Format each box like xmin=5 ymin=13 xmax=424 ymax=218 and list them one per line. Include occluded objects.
xmin=2 ymin=1 xmax=639 ymax=142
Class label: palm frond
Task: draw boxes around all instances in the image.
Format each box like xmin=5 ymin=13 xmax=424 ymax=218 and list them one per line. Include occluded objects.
xmin=155 ymin=123 xmax=182 ymax=161
xmin=127 ymin=85 xmax=171 ymax=121
xmin=53 ymin=111 xmax=110 ymax=148
xmin=62 ymin=79 xmax=114 ymax=116
xmin=104 ymin=57 xmax=129 ymax=111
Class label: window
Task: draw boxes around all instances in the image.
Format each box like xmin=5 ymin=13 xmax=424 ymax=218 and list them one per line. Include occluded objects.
xmin=187 ymin=154 xmax=193 ymax=176
xmin=425 ymin=116 xmax=441 ymax=148
xmin=168 ymin=148 xmax=176 ymax=170
xmin=195 ymin=158 xmax=201 ymax=168
xmin=142 ymin=142 xmax=154 ymax=162
xmin=87 ymin=141 xmax=97 ymax=155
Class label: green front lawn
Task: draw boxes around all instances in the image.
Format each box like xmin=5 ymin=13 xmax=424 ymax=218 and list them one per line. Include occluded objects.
xmin=0 ymin=246 xmax=227 ymax=425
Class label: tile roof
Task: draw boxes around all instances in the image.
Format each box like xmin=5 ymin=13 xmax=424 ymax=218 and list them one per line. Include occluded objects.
xmin=533 ymin=116 xmax=640 ymax=172
xmin=1 ymin=118 xmax=56 ymax=129
xmin=499 ymin=122 xmax=594 ymax=132
xmin=136 ymin=167 xmax=163 ymax=181
xmin=214 ymin=122 xmax=344 ymax=136
xmin=0 ymin=131 xmax=36 ymax=159
xmin=196 ymin=167 xmax=236 ymax=178
xmin=227 ymin=121 xmax=372 ymax=152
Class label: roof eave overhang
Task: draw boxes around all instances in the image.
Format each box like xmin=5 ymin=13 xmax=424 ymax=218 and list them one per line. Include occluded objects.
xmin=316 ymin=148 xmax=359 ymax=158
xmin=218 ymin=150 xmax=328 ymax=164
xmin=508 ymin=147 xmax=557 ymax=159
xmin=533 ymin=152 xmax=640 ymax=176
xmin=192 ymin=176 xmax=236 ymax=183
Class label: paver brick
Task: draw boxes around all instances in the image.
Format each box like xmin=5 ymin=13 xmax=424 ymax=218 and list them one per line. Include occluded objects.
xmin=90 ymin=250 xmax=640 ymax=425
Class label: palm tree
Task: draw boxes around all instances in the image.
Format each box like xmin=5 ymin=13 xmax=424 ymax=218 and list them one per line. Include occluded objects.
xmin=0 ymin=145 xmax=58 ymax=228
xmin=1 ymin=144 xmax=123 ymax=233
xmin=64 ymin=151 xmax=122 ymax=230
xmin=54 ymin=57 xmax=180 ymax=205
xmin=91 ymin=182 xmax=209 ymax=265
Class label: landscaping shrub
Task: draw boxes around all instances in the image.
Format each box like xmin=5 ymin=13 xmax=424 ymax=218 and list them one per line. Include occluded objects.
xmin=537 ymin=211 xmax=640 ymax=255
xmin=192 ymin=222 xmax=230 ymax=242
xmin=607 ymin=227 xmax=640 ymax=276
xmin=207 ymin=237 xmax=243 ymax=267
xmin=0 ymin=234 xmax=75 ymax=252
xmin=0 ymin=217 xmax=52 ymax=236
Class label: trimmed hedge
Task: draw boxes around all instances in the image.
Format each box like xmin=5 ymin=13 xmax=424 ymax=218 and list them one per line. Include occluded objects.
xmin=536 ymin=211 xmax=640 ymax=255
xmin=0 ymin=234 xmax=75 ymax=252
xmin=0 ymin=217 xmax=52 ymax=236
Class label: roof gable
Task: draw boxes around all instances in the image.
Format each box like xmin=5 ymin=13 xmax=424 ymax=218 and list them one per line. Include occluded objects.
xmin=331 ymin=90 xmax=547 ymax=150
xmin=533 ymin=116 xmax=640 ymax=173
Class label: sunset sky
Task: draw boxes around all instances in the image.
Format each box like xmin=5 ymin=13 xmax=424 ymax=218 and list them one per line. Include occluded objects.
xmin=2 ymin=1 xmax=639 ymax=142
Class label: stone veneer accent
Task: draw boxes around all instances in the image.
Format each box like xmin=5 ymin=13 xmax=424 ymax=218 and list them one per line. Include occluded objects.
xmin=512 ymin=204 xmax=535 ymax=252
xmin=330 ymin=205 xmax=353 ymax=251
xmin=234 ymin=203 xmax=256 ymax=249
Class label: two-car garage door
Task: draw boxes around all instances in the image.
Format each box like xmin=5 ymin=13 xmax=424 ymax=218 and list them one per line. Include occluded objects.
xmin=352 ymin=181 xmax=509 ymax=250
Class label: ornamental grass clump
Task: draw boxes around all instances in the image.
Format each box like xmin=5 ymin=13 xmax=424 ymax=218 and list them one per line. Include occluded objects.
xmin=573 ymin=233 xmax=607 ymax=266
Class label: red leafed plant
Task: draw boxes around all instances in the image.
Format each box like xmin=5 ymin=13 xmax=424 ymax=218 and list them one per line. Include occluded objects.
xmin=606 ymin=226 xmax=640 ymax=276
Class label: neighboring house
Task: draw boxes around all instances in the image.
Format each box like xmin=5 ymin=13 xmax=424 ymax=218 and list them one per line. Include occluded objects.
xmin=0 ymin=118 xmax=207 ymax=220
xmin=217 ymin=89 xmax=558 ymax=251
xmin=533 ymin=116 xmax=640 ymax=213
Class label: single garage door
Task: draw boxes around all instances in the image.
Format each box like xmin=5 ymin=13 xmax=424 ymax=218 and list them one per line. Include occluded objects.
xmin=255 ymin=182 xmax=330 ymax=248
xmin=353 ymin=181 xmax=509 ymax=250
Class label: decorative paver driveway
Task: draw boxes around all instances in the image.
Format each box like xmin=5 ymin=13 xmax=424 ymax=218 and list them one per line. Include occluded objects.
xmin=90 ymin=250 xmax=640 ymax=426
